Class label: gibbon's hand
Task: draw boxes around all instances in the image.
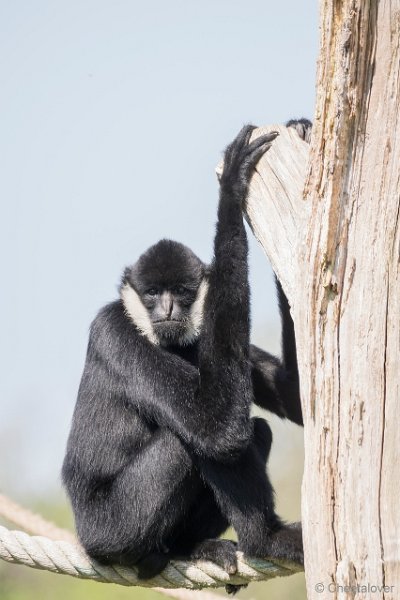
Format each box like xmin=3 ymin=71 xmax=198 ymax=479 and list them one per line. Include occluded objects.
xmin=220 ymin=124 xmax=278 ymax=204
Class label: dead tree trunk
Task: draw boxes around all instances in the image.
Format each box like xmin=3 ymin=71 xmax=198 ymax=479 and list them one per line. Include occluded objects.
xmin=244 ymin=2 xmax=400 ymax=598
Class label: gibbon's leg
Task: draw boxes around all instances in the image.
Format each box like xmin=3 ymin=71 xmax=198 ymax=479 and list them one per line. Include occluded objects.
xmin=76 ymin=429 xmax=201 ymax=573
xmin=198 ymin=418 xmax=303 ymax=564
xmin=168 ymin=484 xmax=229 ymax=555
xmin=167 ymin=420 xmax=276 ymax=575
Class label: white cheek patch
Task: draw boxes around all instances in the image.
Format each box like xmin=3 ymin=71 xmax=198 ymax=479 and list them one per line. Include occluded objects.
xmin=120 ymin=283 xmax=159 ymax=345
xmin=191 ymin=279 xmax=209 ymax=334
xmin=180 ymin=279 xmax=209 ymax=345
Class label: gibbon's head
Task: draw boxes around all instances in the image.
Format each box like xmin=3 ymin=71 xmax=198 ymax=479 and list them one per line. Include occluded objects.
xmin=120 ymin=239 xmax=209 ymax=346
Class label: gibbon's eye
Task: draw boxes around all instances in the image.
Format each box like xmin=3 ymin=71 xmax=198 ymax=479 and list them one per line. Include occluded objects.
xmin=146 ymin=288 xmax=158 ymax=296
xmin=174 ymin=285 xmax=187 ymax=295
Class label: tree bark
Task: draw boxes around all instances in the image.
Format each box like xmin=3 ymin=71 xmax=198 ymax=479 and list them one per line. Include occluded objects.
xmin=244 ymin=2 xmax=400 ymax=598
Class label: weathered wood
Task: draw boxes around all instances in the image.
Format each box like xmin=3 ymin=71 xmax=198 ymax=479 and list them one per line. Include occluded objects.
xmin=240 ymin=3 xmax=400 ymax=599
xmin=247 ymin=125 xmax=310 ymax=303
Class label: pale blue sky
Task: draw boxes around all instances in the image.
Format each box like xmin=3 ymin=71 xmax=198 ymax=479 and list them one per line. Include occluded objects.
xmin=0 ymin=1 xmax=317 ymax=497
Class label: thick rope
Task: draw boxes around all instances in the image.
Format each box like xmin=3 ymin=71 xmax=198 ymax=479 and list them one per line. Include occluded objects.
xmin=0 ymin=525 xmax=302 ymax=589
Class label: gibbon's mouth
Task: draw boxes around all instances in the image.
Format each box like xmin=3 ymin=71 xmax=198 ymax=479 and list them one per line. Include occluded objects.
xmin=153 ymin=319 xmax=183 ymax=324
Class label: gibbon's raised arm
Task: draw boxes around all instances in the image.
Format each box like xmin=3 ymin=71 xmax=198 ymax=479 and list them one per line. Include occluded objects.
xmin=195 ymin=127 xmax=279 ymax=437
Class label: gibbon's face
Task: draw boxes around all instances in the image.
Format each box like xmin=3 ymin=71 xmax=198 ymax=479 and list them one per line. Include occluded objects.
xmin=121 ymin=240 xmax=208 ymax=346
xmin=141 ymin=282 xmax=201 ymax=341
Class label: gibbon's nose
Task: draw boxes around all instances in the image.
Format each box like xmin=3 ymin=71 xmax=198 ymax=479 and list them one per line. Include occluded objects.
xmin=160 ymin=291 xmax=174 ymax=320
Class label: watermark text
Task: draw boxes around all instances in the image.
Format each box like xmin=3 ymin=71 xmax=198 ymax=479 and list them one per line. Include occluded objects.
xmin=315 ymin=582 xmax=395 ymax=594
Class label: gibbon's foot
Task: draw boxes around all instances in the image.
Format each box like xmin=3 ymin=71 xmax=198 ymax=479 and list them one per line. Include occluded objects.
xmin=225 ymin=583 xmax=248 ymax=595
xmin=249 ymin=522 xmax=304 ymax=566
xmin=190 ymin=539 xmax=239 ymax=574
xmin=225 ymin=525 xmax=303 ymax=594
xmin=265 ymin=522 xmax=303 ymax=565
xmin=136 ymin=552 xmax=171 ymax=579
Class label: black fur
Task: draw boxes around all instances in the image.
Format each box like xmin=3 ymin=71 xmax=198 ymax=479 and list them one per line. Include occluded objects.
xmin=62 ymin=124 xmax=305 ymax=582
